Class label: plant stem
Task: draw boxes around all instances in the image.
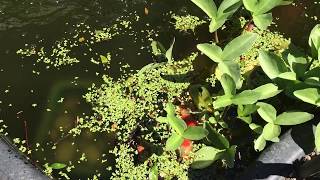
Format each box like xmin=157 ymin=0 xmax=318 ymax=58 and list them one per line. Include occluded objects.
xmin=214 ymin=31 xmax=219 ymax=43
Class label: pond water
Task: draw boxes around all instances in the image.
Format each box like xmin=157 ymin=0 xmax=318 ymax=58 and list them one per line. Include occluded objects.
xmin=0 ymin=0 xmax=319 ymax=179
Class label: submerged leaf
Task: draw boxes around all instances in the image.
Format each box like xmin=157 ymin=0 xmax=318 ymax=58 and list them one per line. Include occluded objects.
xmin=50 ymin=163 xmax=67 ymax=170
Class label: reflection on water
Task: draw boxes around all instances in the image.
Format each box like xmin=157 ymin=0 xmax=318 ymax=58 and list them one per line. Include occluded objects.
xmin=0 ymin=0 xmax=319 ymax=179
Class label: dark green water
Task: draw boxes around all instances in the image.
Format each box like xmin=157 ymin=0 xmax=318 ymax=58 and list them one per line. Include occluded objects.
xmin=0 ymin=0 xmax=319 ymax=179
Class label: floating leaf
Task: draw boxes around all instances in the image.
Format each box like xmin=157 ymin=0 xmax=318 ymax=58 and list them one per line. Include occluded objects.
xmin=50 ymin=163 xmax=67 ymax=170
xmin=165 ymin=133 xmax=184 ymax=151
xmin=252 ymin=13 xmax=272 ymax=30
xmin=262 ymin=123 xmax=281 ymax=141
xmin=191 ymin=146 xmax=224 ymax=169
xmin=222 ymin=33 xmax=258 ymax=61
xmin=183 ymin=126 xmax=209 ymax=140
xmin=275 ymin=112 xmax=314 ymax=125
xmin=257 ymin=102 xmax=277 ymax=123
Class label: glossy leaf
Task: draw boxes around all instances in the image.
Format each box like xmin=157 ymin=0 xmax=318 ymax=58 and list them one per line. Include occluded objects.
xmin=165 ymin=133 xmax=184 ymax=151
xmin=197 ymin=43 xmax=223 ymax=62
xmin=275 ymin=112 xmax=314 ymax=125
xmin=167 ymin=115 xmax=187 ymax=135
xmin=257 ymin=102 xmax=277 ymax=123
xmin=237 ymin=104 xmax=258 ymax=117
xmin=222 ymin=33 xmax=258 ymax=61
xmin=232 ymin=90 xmax=260 ymax=105
xmin=183 ymin=126 xmax=209 ymax=140
xmin=252 ymin=13 xmax=272 ymax=30
xmin=253 ymin=83 xmax=281 ymax=100
xmin=205 ymin=122 xmax=229 ymax=149
xmin=217 ymin=61 xmax=242 ymax=89
xmin=254 ymin=135 xmax=266 ymax=152
xmin=258 ymin=50 xmax=289 ymax=79
xmin=50 ymin=163 xmax=67 ymax=170
xmin=191 ymin=0 xmax=217 ymax=18
xmin=294 ymin=88 xmax=320 ymax=106
xmin=191 ymin=146 xmax=224 ymax=169
xmin=213 ymin=95 xmax=233 ymax=109
xmin=220 ymin=73 xmax=236 ymax=96
xmin=262 ymin=123 xmax=281 ymax=141
xmin=315 ymin=122 xmax=320 ymax=153
xmin=309 ymin=24 xmax=320 ymax=60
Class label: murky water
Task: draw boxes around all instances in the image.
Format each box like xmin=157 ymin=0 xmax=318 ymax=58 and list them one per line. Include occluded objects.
xmin=0 ymin=0 xmax=319 ymax=179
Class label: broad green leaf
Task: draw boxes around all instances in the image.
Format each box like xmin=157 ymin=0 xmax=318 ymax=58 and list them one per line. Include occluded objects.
xmin=243 ymin=0 xmax=292 ymax=14
xmin=50 ymin=163 xmax=67 ymax=170
xmin=252 ymin=13 xmax=273 ymax=30
xmin=191 ymin=146 xmax=224 ymax=169
xmin=315 ymin=122 xmax=320 ymax=153
xmin=149 ymin=164 xmax=158 ymax=180
xmin=221 ymin=145 xmax=237 ymax=168
xmin=249 ymin=123 xmax=263 ymax=134
xmin=156 ymin=117 xmax=167 ymax=123
xmin=209 ymin=18 xmax=227 ymax=33
xmin=253 ymin=83 xmax=281 ymax=100
xmin=305 ymin=77 xmax=320 ymax=87
xmin=287 ymin=53 xmax=308 ymax=78
xmin=217 ymin=61 xmax=242 ymax=89
xmin=213 ymin=95 xmax=233 ymax=109
xmin=270 ymin=137 xmax=280 ymax=142
xmin=222 ymin=33 xmax=258 ymax=61
xmin=275 ymin=112 xmax=314 ymax=125
xmin=232 ymin=90 xmax=260 ymax=105
xmin=183 ymin=126 xmax=209 ymax=140
xmin=165 ymin=103 xmax=176 ymax=116
xmin=254 ymin=135 xmax=266 ymax=152
xmin=220 ymin=74 xmax=236 ymax=96
xmin=304 ymin=67 xmax=320 ymax=79
xmin=237 ymin=104 xmax=258 ymax=117
xmin=205 ymin=122 xmax=230 ymax=149
xmin=294 ymin=88 xmax=320 ymax=106
xmin=165 ymin=38 xmax=175 ymax=62
xmin=165 ymin=133 xmax=184 ymax=151
xmin=309 ymin=24 xmax=320 ymax=60
xmin=167 ymin=115 xmax=187 ymax=135
xmin=277 ymin=72 xmax=297 ymax=81
xmin=197 ymin=43 xmax=223 ymax=62
xmin=238 ymin=116 xmax=252 ymax=124
xmin=191 ymin=0 xmax=217 ymax=18
xmin=258 ymin=50 xmax=289 ymax=79
xmin=262 ymin=123 xmax=281 ymax=141
xmin=257 ymin=102 xmax=277 ymax=123
xmin=217 ymin=0 xmax=242 ymax=19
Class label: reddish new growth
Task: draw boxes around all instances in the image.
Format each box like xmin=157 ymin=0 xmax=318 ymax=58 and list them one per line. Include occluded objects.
xmin=180 ymin=119 xmax=198 ymax=159
xmin=137 ymin=145 xmax=145 ymax=154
